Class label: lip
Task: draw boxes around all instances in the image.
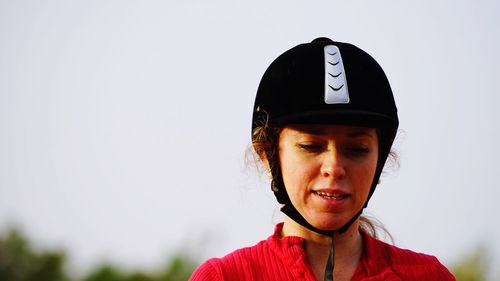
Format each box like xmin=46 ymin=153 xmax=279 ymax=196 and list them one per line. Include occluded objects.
xmin=313 ymin=188 xmax=349 ymax=196
xmin=312 ymin=189 xmax=350 ymax=209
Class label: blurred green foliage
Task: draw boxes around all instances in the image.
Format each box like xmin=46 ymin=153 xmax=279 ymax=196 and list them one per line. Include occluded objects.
xmin=0 ymin=228 xmax=69 ymax=281
xmin=0 ymin=227 xmax=196 ymax=281
xmin=1 ymin=226 xmax=498 ymax=280
xmin=451 ymin=246 xmax=490 ymax=281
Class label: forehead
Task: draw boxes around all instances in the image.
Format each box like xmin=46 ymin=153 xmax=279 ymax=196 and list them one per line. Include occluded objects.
xmin=281 ymin=124 xmax=377 ymax=138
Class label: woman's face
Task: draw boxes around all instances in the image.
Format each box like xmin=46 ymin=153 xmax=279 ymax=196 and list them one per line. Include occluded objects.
xmin=278 ymin=124 xmax=379 ymax=230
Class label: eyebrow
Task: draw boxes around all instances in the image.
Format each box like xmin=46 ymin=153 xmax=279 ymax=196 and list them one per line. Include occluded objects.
xmin=294 ymin=126 xmax=327 ymax=135
xmin=290 ymin=125 xmax=375 ymax=138
xmin=347 ymin=130 xmax=374 ymax=138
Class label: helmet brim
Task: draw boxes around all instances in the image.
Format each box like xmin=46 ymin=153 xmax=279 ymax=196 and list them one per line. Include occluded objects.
xmin=270 ymin=109 xmax=398 ymax=131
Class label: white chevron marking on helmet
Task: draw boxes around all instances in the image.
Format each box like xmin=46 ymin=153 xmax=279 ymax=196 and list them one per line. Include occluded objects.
xmin=324 ymin=45 xmax=349 ymax=104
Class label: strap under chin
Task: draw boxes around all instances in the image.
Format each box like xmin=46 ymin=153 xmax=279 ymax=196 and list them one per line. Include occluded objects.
xmin=324 ymin=236 xmax=334 ymax=281
xmin=280 ymin=203 xmax=363 ymax=235
xmin=280 ymin=203 xmax=364 ymax=281
xmin=281 ymin=204 xmax=334 ymax=236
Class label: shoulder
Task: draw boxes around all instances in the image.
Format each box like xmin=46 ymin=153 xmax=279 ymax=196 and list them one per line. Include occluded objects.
xmin=190 ymin=223 xmax=294 ymax=281
xmin=189 ymin=239 xmax=275 ymax=281
xmin=189 ymin=258 xmax=223 ymax=281
xmin=364 ymin=233 xmax=456 ymax=280
xmin=383 ymin=242 xmax=455 ymax=280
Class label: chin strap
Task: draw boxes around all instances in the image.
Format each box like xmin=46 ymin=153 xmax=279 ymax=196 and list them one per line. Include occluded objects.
xmin=281 ymin=204 xmax=334 ymax=236
xmin=280 ymin=203 xmax=363 ymax=235
xmin=324 ymin=235 xmax=335 ymax=281
xmin=280 ymin=203 xmax=364 ymax=281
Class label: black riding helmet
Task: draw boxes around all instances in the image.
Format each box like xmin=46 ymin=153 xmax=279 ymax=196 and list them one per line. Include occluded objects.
xmin=251 ymin=37 xmax=399 ymax=281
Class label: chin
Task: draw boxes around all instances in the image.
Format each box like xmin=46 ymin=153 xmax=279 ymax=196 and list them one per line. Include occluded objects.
xmin=309 ymin=216 xmax=348 ymax=231
xmin=306 ymin=207 xmax=363 ymax=232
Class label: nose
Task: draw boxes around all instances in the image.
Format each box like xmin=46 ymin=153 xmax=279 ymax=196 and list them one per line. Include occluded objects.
xmin=320 ymin=148 xmax=346 ymax=180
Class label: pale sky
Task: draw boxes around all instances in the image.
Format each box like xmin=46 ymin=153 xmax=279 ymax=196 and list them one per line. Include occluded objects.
xmin=1 ymin=0 xmax=499 ymax=277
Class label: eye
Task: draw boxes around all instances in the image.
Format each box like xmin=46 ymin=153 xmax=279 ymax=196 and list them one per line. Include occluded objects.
xmin=297 ymin=143 xmax=325 ymax=153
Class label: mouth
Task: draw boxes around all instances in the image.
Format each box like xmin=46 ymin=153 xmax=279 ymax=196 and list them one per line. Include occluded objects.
xmin=313 ymin=190 xmax=349 ymax=200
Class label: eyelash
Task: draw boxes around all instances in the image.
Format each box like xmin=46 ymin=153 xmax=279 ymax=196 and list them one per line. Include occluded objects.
xmin=297 ymin=143 xmax=324 ymax=153
xmin=297 ymin=143 xmax=370 ymax=155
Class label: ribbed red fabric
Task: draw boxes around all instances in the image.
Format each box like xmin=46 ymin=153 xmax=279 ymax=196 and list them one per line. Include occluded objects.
xmin=190 ymin=223 xmax=455 ymax=281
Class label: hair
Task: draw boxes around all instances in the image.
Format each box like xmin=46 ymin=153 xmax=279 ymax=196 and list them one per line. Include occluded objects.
xmin=248 ymin=113 xmax=398 ymax=243
xmin=250 ymin=112 xmax=281 ymax=175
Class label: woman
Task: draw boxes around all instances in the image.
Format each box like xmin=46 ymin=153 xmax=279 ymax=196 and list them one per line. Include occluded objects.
xmin=190 ymin=37 xmax=455 ymax=281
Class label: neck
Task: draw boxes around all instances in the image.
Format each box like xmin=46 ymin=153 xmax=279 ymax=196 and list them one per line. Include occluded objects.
xmin=281 ymin=216 xmax=363 ymax=281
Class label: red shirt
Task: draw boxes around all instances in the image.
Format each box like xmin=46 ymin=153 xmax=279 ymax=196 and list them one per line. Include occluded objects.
xmin=190 ymin=223 xmax=455 ymax=281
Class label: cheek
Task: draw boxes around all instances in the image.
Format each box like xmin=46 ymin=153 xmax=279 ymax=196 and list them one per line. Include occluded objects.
xmin=350 ymin=158 xmax=378 ymax=194
xmin=279 ymin=151 xmax=317 ymax=195
xmin=280 ymin=152 xmax=299 ymax=188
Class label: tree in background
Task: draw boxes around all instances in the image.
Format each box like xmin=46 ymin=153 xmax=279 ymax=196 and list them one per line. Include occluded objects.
xmin=81 ymin=254 xmax=196 ymax=281
xmin=451 ymin=245 xmax=490 ymax=281
xmin=0 ymin=228 xmax=69 ymax=281
xmin=0 ymin=227 xmax=196 ymax=281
